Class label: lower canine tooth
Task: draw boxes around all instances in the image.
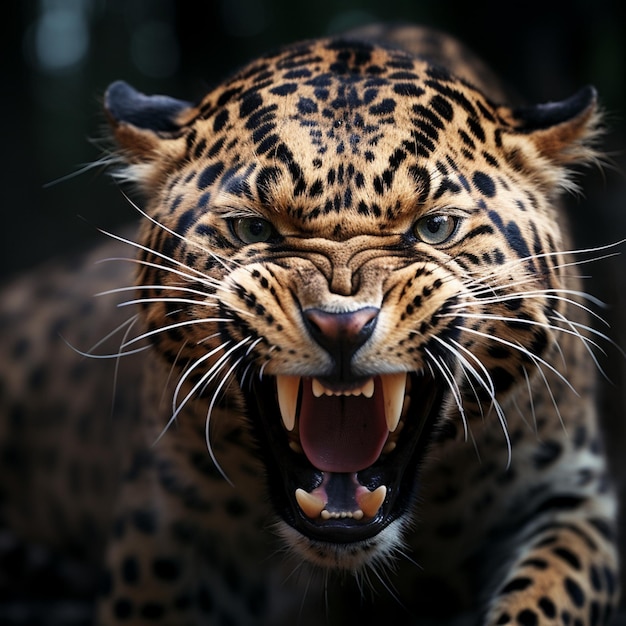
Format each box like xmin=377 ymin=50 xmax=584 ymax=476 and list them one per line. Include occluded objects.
xmin=356 ymin=485 xmax=387 ymax=518
xmin=295 ymin=488 xmax=326 ymax=519
xmin=288 ymin=440 xmax=303 ymax=454
xmin=382 ymin=441 xmax=396 ymax=454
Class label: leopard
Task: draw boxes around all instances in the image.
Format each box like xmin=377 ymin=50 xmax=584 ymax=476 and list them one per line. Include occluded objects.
xmin=0 ymin=23 xmax=620 ymax=626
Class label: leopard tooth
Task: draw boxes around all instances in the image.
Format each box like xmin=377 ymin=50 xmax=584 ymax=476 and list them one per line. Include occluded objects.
xmin=362 ymin=378 xmax=375 ymax=398
xmin=295 ymin=488 xmax=326 ymax=519
xmin=312 ymin=378 xmax=325 ymax=398
xmin=381 ymin=372 xmax=407 ymax=432
xmin=277 ymin=375 xmax=300 ymax=431
xmin=356 ymin=485 xmax=387 ymax=519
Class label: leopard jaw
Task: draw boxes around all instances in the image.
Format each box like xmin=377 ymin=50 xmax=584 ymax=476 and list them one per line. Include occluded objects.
xmin=249 ymin=369 xmax=438 ymax=543
xmin=295 ymin=480 xmax=388 ymax=521
xmin=276 ymin=374 xmax=407 ymax=520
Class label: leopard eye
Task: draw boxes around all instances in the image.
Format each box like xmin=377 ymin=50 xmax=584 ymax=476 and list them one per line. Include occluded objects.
xmin=413 ymin=214 xmax=459 ymax=245
xmin=231 ymin=217 xmax=275 ymax=244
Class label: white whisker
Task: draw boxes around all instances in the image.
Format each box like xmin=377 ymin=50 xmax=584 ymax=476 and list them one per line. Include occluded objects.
xmin=120 ymin=190 xmax=240 ymax=273
xmin=451 ymin=289 xmax=608 ymax=326
xmin=121 ymin=317 xmax=234 ymax=350
xmin=116 ymin=297 xmax=221 ymax=309
xmin=526 ymin=349 xmax=567 ymax=434
xmin=462 ymin=239 xmax=625 ymax=289
xmin=456 ymin=325 xmax=578 ymax=397
xmin=61 ymin=335 xmax=151 ymax=360
xmin=171 ymin=343 xmax=232 ymax=421
xmin=96 ymin=284 xmax=222 ymax=300
xmin=204 ymin=351 xmax=249 ymax=485
xmin=95 ymin=256 xmax=222 ymax=291
xmin=445 ymin=312 xmax=608 ymax=355
xmin=93 ymin=229 xmax=212 ymax=282
xmin=433 ymin=336 xmax=511 ymax=466
xmin=551 ymin=310 xmax=614 ymax=382
xmin=43 ymin=155 xmax=115 ymax=188
xmin=62 ymin=313 xmax=140 ymax=358
xmin=108 ymin=315 xmax=142 ymax=420
xmin=423 ymin=347 xmax=467 ymax=440
xmin=159 ymin=341 xmax=189 ymax=412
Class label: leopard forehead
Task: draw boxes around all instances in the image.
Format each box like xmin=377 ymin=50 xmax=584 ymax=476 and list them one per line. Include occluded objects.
xmin=164 ymin=37 xmax=513 ymax=237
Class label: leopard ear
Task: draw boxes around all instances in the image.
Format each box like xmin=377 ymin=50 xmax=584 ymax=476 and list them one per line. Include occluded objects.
xmin=501 ymin=86 xmax=602 ymax=166
xmin=104 ymin=81 xmax=192 ymax=161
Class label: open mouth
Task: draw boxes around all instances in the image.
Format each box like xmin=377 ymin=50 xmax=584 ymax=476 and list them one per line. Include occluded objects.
xmin=247 ymin=372 xmax=442 ymax=543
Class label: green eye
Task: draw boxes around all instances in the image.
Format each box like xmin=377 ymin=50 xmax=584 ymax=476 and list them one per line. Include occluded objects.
xmin=231 ymin=217 xmax=275 ymax=244
xmin=413 ymin=214 xmax=459 ymax=245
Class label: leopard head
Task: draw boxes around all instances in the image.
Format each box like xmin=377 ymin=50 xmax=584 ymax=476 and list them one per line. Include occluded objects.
xmin=105 ymin=35 xmax=601 ymax=570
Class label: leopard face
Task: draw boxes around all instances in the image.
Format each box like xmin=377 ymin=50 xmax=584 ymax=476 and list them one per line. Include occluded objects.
xmin=105 ymin=32 xmax=601 ymax=571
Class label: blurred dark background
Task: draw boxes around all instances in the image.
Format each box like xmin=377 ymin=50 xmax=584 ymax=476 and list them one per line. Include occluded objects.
xmin=3 ymin=0 xmax=626 ymax=609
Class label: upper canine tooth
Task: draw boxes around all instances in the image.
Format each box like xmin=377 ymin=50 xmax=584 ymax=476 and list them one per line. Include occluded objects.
xmin=277 ymin=375 xmax=300 ymax=431
xmin=381 ymin=372 xmax=407 ymax=432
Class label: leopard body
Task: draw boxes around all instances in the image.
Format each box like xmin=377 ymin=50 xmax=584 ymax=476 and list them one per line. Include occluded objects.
xmin=0 ymin=24 xmax=619 ymax=626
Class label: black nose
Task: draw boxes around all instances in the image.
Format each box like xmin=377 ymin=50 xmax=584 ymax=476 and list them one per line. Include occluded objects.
xmin=303 ymin=307 xmax=379 ymax=371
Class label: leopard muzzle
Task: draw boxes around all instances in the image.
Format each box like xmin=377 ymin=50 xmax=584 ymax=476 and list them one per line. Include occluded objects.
xmin=245 ymin=306 xmax=444 ymax=546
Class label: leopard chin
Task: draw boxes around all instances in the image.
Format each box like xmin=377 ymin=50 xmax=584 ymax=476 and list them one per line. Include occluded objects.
xmin=245 ymin=371 xmax=444 ymax=567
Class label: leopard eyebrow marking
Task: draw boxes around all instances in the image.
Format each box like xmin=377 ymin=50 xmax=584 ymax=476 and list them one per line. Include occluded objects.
xmin=212 ymin=204 xmax=270 ymax=220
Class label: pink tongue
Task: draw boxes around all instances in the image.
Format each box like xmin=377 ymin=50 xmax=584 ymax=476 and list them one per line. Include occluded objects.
xmin=299 ymin=378 xmax=388 ymax=473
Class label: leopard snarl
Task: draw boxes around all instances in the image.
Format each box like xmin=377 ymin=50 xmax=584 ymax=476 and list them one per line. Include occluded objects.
xmin=0 ymin=24 xmax=619 ymax=626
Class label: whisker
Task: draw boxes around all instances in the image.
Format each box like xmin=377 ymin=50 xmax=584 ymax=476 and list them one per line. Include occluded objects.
xmin=423 ymin=347 xmax=467 ymax=440
xmin=551 ymin=311 xmax=614 ymax=382
xmin=526 ymin=349 xmax=567 ymax=434
xmin=445 ymin=312 xmax=609 ymax=355
xmin=159 ymin=341 xmax=189 ymax=412
xmin=115 ymin=297 xmax=221 ymax=309
xmin=61 ymin=334 xmax=151 ymax=360
xmin=121 ymin=317 xmax=234 ymax=350
xmin=96 ymin=284 xmax=222 ymax=300
xmin=43 ymin=154 xmax=115 ymax=188
xmin=462 ymin=239 xmax=625 ymax=288
xmin=363 ymin=561 xmax=403 ymax=608
xmin=456 ymin=325 xmax=579 ymax=397
xmin=432 ymin=337 xmax=485 ymax=418
xmin=512 ymin=366 xmax=537 ymax=432
xmin=120 ymin=190 xmax=240 ymax=273
xmin=62 ymin=313 xmax=140 ymax=357
xmin=451 ymin=289 xmax=609 ymax=326
xmin=197 ymin=331 xmax=224 ymax=346
xmin=204 ymin=349 xmax=250 ymax=485
xmin=153 ymin=339 xmax=247 ymax=463
xmin=95 ymin=255 xmax=222 ymax=291
xmin=93 ymin=228 xmax=214 ymax=284
xmin=433 ymin=336 xmax=511 ymax=466
xmin=111 ymin=315 xmax=141 ymax=418
xmin=95 ymin=263 xmax=254 ymax=323
xmin=171 ymin=343 xmax=233 ymax=421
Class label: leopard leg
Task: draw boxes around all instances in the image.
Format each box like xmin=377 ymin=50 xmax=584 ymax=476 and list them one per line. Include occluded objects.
xmin=485 ymin=516 xmax=619 ymax=626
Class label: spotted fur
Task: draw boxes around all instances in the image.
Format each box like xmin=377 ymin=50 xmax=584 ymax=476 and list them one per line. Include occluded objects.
xmin=0 ymin=24 xmax=619 ymax=625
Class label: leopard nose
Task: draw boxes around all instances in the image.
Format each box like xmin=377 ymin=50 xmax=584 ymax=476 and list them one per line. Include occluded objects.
xmin=303 ymin=307 xmax=379 ymax=364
